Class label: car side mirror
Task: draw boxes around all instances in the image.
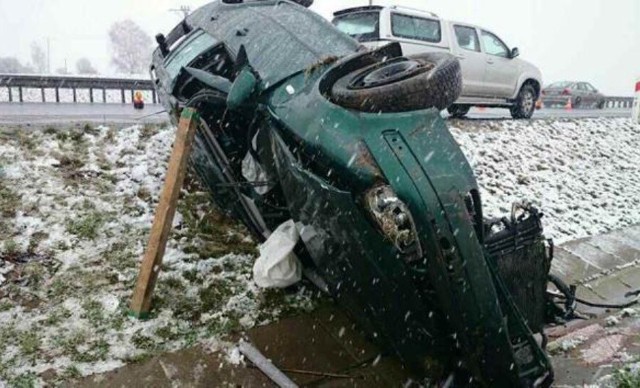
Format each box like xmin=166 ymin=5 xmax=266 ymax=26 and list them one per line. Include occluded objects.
xmin=227 ymin=67 xmax=259 ymax=110
xmin=510 ymin=47 xmax=520 ymax=59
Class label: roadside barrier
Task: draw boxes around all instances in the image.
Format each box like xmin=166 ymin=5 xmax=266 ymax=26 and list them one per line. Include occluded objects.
xmin=633 ymin=78 xmax=640 ymax=124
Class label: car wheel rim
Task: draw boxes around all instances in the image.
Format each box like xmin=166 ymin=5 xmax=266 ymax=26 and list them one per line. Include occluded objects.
xmin=523 ymin=91 xmax=534 ymax=113
xmin=349 ymin=59 xmax=429 ymax=89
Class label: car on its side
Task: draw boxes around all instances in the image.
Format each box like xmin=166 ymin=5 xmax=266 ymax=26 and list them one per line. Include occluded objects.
xmin=151 ymin=1 xmax=554 ymax=385
xmin=332 ymin=5 xmax=543 ymax=119
xmin=541 ymin=81 xmax=606 ymax=109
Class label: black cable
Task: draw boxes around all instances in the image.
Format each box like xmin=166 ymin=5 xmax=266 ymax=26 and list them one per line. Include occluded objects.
xmin=549 ymin=273 xmax=640 ymax=309
xmin=551 ymin=293 xmax=639 ymax=309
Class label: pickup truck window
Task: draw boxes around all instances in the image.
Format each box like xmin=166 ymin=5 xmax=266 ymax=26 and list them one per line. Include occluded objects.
xmin=391 ymin=13 xmax=441 ymax=43
xmin=454 ymin=25 xmax=480 ymax=52
xmin=481 ymin=30 xmax=510 ymax=58
xmin=333 ymin=11 xmax=380 ymax=42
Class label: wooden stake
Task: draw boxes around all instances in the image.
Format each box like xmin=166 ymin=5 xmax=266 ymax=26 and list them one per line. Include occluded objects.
xmin=129 ymin=108 xmax=199 ymax=318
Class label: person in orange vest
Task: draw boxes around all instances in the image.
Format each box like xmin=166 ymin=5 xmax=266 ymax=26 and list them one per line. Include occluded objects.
xmin=133 ymin=91 xmax=145 ymax=110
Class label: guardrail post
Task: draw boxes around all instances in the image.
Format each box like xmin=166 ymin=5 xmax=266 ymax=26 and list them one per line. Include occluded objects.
xmin=7 ymin=87 xmax=12 ymax=102
xmin=102 ymin=88 xmax=106 ymax=104
xmin=72 ymin=88 xmax=77 ymax=103
xmin=130 ymin=89 xmax=135 ymax=103
xmin=89 ymin=87 xmax=94 ymax=103
xmin=152 ymin=90 xmax=157 ymax=104
xmin=55 ymin=88 xmax=60 ymax=103
xmin=121 ymin=89 xmax=125 ymax=104
xmin=18 ymin=86 xmax=23 ymax=103
xmin=41 ymin=88 xmax=45 ymax=103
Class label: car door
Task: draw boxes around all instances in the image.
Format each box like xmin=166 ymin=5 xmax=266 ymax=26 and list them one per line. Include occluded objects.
xmin=480 ymin=30 xmax=519 ymax=98
xmin=583 ymin=82 xmax=598 ymax=107
xmin=451 ymin=24 xmax=486 ymax=96
xmin=576 ymin=82 xmax=590 ymax=106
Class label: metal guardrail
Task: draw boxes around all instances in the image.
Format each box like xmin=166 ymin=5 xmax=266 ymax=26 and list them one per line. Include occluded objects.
xmin=0 ymin=74 xmax=157 ymax=104
xmin=1 ymin=73 xmax=635 ymax=109
xmin=604 ymin=97 xmax=635 ymax=109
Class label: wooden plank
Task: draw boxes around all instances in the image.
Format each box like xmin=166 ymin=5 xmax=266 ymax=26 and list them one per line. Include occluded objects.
xmin=129 ymin=108 xmax=199 ymax=318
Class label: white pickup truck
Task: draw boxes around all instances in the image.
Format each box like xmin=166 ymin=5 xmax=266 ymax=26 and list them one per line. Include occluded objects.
xmin=332 ymin=5 xmax=543 ymax=119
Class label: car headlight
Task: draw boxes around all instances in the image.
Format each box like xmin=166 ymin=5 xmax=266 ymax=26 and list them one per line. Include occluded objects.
xmin=364 ymin=185 xmax=422 ymax=262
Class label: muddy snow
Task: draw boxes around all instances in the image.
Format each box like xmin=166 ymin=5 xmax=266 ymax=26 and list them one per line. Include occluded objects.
xmin=451 ymin=117 xmax=640 ymax=243
xmin=0 ymin=124 xmax=316 ymax=386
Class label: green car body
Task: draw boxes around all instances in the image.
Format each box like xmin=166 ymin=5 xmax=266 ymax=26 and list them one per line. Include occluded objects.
xmin=151 ymin=1 xmax=553 ymax=385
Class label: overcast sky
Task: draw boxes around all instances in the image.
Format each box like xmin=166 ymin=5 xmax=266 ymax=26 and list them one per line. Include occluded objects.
xmin=1 ymin=0 xmax=638 ymax=95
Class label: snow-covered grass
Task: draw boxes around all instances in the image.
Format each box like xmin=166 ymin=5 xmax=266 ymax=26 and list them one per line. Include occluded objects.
xmin=0 ymin=124 xmax=317 ymax=386
xmin=1 ymin=116 xmax=638 ymax=385
xmin=451 ymin=117 xmax=640 ymax=243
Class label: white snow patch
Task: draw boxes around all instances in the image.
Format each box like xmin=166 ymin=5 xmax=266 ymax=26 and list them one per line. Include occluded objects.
xmin=451 ymin=118 xmax=640 ymax=243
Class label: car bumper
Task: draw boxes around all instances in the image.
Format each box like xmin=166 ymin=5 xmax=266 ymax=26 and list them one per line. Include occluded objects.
xmin=541 ymin=96 xmax=572 ymax=107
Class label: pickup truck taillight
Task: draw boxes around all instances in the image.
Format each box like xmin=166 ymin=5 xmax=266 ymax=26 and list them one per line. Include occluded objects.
xmin=561 ymin=88 xmax=572 ymax=95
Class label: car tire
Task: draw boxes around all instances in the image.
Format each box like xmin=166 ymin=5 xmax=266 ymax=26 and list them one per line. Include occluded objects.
xmin=447 ymin=105 xmax=471 ymax=118
xmin=597 ymin=99 xmax=605 ymax=109
xmin=330 ymin=53 xmax=462 ymax=113
xmin=573 ymin=97 xmax=582 ymax=109
xmin=510 ymin=84 xmax=537 ymax=119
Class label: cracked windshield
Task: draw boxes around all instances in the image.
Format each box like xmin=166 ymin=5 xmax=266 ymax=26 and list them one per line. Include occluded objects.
xmin=0 ymin=0 xmax=639 ymax=386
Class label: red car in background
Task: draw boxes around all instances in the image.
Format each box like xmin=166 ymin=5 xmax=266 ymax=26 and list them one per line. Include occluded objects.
xmin=541 ymin=81 xmax=606 ymax=108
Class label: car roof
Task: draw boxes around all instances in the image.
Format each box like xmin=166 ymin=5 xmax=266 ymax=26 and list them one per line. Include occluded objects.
xmin=334 ymin=5 xmax=438 ymax=19
xmin=184 ymin=0 xmax=360 ymax=87
xmin=333 ymin=5 xmax=384 ymax=17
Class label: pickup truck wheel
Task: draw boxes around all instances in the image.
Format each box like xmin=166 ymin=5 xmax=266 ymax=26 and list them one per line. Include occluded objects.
xmin=447 ymin=105 xmax=470 ymax=118
xmin=510 ymin=84 xmax=536 ymax=119
xmin=331 ymin=53 xmax=462 ymax=112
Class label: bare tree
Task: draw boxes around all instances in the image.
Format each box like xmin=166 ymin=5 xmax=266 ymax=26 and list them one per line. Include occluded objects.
xmin=30 ymin=42 xmax=47 ymax=73
xmin=76 ymin=57 xmax=98 ymax=74
xmin=0 ymin=57 xmax=33 ymax=73
xmin=108 ymin=20 xmax=152 ymax=74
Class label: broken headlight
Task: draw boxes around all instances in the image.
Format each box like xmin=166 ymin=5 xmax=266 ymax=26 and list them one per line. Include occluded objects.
xmin=364 ymin=185 xmax=422 ymax=262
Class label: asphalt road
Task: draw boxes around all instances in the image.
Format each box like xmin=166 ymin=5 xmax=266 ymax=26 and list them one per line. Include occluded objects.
xmin=0 ymin=102 xmax=632 ymax=125
xmin=457 ymin=106 xmax=633 ymax=120
xmin=0 ymin=102 xmax=168 ymax=125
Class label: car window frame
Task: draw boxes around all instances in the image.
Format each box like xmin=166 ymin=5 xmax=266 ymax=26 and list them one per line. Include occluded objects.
xmin=480 ymin=29 xmax=510 ymax=58
xmin=163 ymin=29 xmax=219 ymax=80
xmin=453 ymin=24 xmax=481 ymax=53
xmin=390 ymin=12 xmax=442 ymax=44
xmin=332 ymin=10 xmax=381 ymax=42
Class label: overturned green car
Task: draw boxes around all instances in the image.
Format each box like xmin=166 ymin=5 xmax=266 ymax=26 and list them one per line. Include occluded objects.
xmin=151 ymin=0 xmax=554 ymax=386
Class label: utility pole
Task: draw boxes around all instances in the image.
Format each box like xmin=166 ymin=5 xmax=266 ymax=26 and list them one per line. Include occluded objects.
xmin=46 ymin=37 xmax=51 ymax=74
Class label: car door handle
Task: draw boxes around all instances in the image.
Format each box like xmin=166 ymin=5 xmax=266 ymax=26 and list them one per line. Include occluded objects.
xmin=455 ymin=54 xmax=465 ymax=60
xmin=486 ymin=59 xmax=494 ymax=64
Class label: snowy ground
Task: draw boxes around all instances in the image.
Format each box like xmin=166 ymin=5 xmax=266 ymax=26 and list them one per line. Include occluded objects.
xmin=1 ymin=117 xmax=639 ymax=386
xmin=451 ymin=117 xmax=640 ymax=243
xmin=0 ymin=124 xmax=316 ymax=386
